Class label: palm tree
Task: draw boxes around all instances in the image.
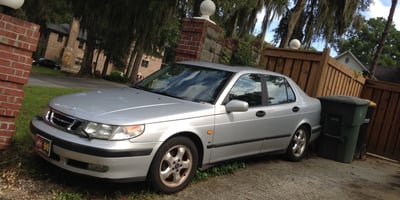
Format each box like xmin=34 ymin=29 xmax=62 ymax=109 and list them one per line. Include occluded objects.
xmin=369 ymin=0 xmax=398 ymax=77
xmin=279 ymin=0 xmax=306 ymax=48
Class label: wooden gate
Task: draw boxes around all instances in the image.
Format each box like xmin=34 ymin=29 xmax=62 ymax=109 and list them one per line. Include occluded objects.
xmin=360 ymin=80 xmax=400 ymax=161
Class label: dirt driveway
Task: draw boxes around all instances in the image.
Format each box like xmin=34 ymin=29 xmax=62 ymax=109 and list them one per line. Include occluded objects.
xmin=1 ymin=154 xmax=399 ymax=200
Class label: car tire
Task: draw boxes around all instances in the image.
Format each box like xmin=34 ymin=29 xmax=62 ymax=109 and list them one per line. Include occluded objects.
xmin=149 ymin=136 xmax=198 ymax=193
xmin=286 ymin=126 xmax=309 ymax=162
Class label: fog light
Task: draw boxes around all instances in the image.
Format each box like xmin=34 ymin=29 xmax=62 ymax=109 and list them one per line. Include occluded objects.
xmin=88 ymin=164 xmax=109 ymax=172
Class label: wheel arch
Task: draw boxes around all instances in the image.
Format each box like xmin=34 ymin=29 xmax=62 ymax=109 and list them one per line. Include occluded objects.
xmin=174 ymin=132 xmax=204 ymax=167
xmin=298 ymin=123 xmax=311 ymax=138
xmin=151 ymin=131 xmax=204 ymax=169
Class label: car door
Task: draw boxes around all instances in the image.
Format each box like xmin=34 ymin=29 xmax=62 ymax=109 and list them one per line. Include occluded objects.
xmin=259 ymin=75 xmax=300 ymax=152
xmin=210 ymin=73 xmax=267 ymax=163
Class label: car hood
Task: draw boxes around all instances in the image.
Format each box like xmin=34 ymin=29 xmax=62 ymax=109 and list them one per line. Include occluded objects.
xmin=49 ymin=87 xmax=214 ymax=125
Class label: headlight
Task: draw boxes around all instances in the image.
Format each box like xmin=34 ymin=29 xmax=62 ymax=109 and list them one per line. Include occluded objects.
xmin=82 ymin=122 xmax=144 ymax=140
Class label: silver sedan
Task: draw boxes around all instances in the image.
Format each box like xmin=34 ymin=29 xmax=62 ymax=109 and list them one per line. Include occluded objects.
xmin=31 ymin=61 xmax=321 ymax=193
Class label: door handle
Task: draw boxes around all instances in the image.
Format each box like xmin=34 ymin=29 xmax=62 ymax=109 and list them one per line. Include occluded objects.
xmin=256 ymin=111 xmax=265 ymax=117
xmin=292 ymin=106 xmax=300 ymax=112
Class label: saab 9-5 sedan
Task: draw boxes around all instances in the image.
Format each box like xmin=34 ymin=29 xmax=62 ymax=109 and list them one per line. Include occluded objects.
xmin=31 ymin=61 xmax=321 ymax=193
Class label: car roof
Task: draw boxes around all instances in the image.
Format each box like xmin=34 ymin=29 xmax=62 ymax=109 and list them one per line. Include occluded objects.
xmin=176 ymin=61 xmax=285 ymax=77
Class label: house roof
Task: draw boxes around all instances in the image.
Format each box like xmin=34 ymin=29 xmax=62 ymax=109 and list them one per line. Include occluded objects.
xmin=46 ymin=23 xmax=87 ymax=40
xmin=335 ymin=50 xmax=370 ymax=73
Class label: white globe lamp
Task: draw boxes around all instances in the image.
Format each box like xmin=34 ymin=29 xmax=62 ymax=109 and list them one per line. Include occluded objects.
xmin=289 ymin=39 xmax=301 ymax=49
xmin=196 ymin=0 xmax=216 ymax=24
xmin=0 ymin=0 xmax=24 ymax=9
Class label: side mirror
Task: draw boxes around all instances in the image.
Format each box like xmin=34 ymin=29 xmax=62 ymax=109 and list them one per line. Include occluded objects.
xmin=225 ymin=100 xmax=249 ymax=112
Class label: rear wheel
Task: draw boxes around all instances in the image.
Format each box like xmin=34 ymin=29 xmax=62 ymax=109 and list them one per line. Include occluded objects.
xmin=286 ymin=126 xmax=309 ymax=161
xmin=149 ymin=136 xmax=198 ymax=193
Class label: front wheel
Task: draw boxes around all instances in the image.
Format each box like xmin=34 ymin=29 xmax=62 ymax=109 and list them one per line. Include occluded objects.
xmin=286 ymin=126 xmax=309 ymax=161
xmin=149 ymin=136 xmax=198 ymax=193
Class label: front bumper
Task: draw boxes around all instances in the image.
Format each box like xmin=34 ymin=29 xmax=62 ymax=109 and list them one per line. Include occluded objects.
xmin=30 ymin=116 xmax=161 ymax=181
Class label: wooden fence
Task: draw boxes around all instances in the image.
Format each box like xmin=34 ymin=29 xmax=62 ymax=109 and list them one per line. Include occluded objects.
xmin=261 ymin=47 xmax=400 ymax=161
xmin=360 ymin=80 xmax=400 ymax=161
xmin=261 ymin=47 xmax=366 ymax=97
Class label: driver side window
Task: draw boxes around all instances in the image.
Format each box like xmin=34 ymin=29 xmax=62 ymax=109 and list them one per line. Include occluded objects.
xmin=228 ymin=74 xmax=262 ymax=107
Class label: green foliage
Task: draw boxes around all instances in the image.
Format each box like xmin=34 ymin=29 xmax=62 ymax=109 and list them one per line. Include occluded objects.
xmin=225 ymin=36 xmax=259 ymax=67
xmin=194 ymin=162 xmax=246 ymax=182
xmin=21 ymin=0 xmax=73 ymax=24
xmin=127 ymin=191 xmax=157 ymax=200
xmin=104 ymin=71 xmax=129 ymax=83
xmin=54 ymin=191 xmax=85 ymax=200
xmin=337 ymin=17 xmax=400 ymax=67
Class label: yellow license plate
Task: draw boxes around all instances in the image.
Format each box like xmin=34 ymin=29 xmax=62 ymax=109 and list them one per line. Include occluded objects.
xmin=35 ymin=134 xmax=52 ymax=157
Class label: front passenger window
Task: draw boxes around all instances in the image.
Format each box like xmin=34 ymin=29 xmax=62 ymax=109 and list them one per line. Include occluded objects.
xmin=228 ymin=74 xmax=262 ymax=107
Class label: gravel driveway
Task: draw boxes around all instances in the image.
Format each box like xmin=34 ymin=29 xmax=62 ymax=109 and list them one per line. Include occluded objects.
xmin=1 ymin=154 xmax=398 ymax=199
xmin=158 ymin=155 xmax=400 ymax=200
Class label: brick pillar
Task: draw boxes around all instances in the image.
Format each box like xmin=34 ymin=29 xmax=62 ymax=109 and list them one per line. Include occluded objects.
xmin=175 ymin=18 xmax=224 ymax=62
xmin=0 ymin=14 xmax=40 ymax=150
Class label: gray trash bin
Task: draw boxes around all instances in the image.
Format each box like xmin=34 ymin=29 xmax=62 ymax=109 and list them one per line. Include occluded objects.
xmin=317 ymin=96 xmax=369 ymax=163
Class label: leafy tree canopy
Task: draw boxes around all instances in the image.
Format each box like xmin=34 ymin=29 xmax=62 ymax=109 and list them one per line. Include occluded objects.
xmin=337 ymin=17 xmax=400 ymax=67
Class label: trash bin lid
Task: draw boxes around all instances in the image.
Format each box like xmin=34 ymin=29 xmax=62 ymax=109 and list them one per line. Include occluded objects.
xmin=318 ymin=95 xmax=369 ymax=106
xmin=364 ymin=99 xmax=377 ymax=107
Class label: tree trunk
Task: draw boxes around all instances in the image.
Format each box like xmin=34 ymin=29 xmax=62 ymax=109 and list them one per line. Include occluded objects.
xmin=78 ymin=30 xmax=96 ymax=76
xmin=369 ymin=0 xmax=397 ymax=78
xmin=279 ymin=0 xmax=306 ymax=48
xmin=101 ymin=55 xmax=111 ymax=77
xmin=94 ymin=49 xmax=101 ymax=75
xmin=126 ymin=43 xmax=137 ymax=78
xmin=129 ymin=49 xmax=144 ymax=84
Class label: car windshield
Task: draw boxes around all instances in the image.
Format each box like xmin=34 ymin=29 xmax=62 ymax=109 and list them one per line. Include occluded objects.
xmin=133 ymin=63 xmax=233 ymax=104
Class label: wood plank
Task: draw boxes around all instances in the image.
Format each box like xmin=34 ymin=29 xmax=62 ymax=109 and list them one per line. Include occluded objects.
xmin=364 ymin=80 xmax=400 ymax=93
xmin=275 ymin=58 xmax=284 ymax=74
xmin=330 ymin=68 xmax=340 ymax=95
xmin=305 ymin=62 xmax=320 ymax=96
xmin=385 ymin=93 xmax=400 ymax=157
xmin=267 ymin=57 xmax=277 ymax=71
xmin=367 ymin=88 xmax=384 ymax=153
xmin=290 ymin=60 xmax=302 ymax=83
xmin=322 ymin=67 xmax=333 ymax=96
xmin=263 ymin=47 xmax=323 ymax=61
xmin=375 ymin=91 xmax=393 ymax=154
xmin=338 ymin=71 xmax=346 ymax=95
xmin=298 ymin=60 xmax=311 ymax=90
xmin=282 ymin=58 xmax=294 ymax=77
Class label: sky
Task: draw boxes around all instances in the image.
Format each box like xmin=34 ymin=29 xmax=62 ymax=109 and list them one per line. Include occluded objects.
xmin=256 ymin=0 xmax=400 ymax=57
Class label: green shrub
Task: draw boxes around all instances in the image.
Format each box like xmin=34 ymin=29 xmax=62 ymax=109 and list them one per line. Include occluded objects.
xmin=104 ymin=71 xmax=128 ymax=83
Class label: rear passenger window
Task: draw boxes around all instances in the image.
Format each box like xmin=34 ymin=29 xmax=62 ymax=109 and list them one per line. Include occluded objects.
xmin=265 ymin=75 xmax=296 ymax=105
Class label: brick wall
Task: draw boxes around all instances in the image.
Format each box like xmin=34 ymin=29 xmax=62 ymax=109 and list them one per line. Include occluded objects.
xmin=175 ymin=18 xmax=224 ymax=62
xmin=0 ymin=14 xmax=39 ymax=150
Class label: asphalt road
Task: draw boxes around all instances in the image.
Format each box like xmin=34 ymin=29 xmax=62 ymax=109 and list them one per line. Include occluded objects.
xmin=27 ymin=73 xmax=127 ymax=89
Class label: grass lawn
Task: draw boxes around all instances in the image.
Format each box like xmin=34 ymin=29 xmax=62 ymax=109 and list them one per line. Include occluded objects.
xmin=14 ymin=86 xmax=86 ymax=150
xmin=30 ymin=65 xmax=71 ymax=76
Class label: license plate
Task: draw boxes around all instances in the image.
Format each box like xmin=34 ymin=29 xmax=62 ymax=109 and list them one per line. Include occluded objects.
xmin=35 ymin=134 xmax=52 ymax=157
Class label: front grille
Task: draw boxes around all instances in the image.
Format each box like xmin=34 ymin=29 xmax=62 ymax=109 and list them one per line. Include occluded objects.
xmin=45 ymin=109 xmax=82 ymax=132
